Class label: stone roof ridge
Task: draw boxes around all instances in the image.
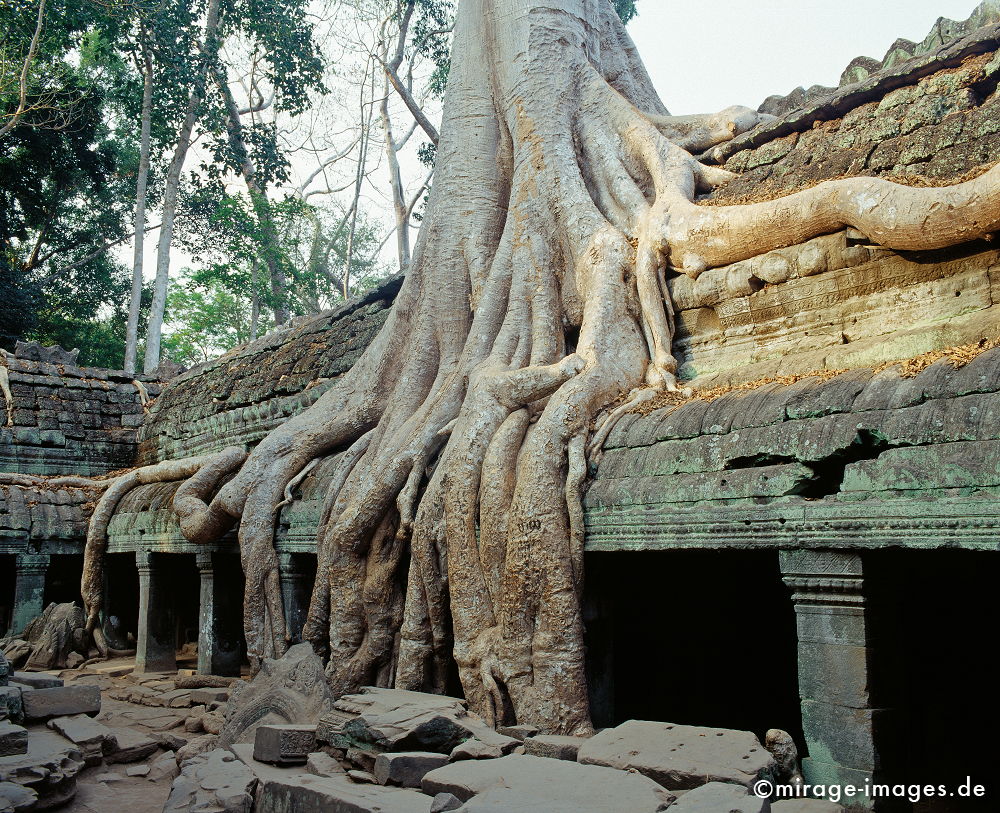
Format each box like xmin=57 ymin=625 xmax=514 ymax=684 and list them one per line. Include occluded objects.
xmin=166 ymin=272 xmax=404 ymax=384
xmin=757 ymin=1 xmax=1000 ymax=119
xmin=710 ymin=7 xmax=1000 ymax=163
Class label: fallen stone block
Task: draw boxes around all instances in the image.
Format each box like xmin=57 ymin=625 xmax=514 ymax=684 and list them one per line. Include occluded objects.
xmin=161 ymin=689 xmax=194 ymax=709
xmin=430 ymin=792 xmax=463 ymax=812
xmin=306 ymin=752 xmax=345 ymax=778
xmin=21 ymin=686 xmax=100 ymax=722
xmin=255 ymin=772 xmax=432 ymax=813
xmin=163 ymin=748 xmax=257 ymax=813
xmin=104 ymin=727 xmax=158 ymax=764
xmin=522 ymin=734 xmax=584 ymax=761
xmin=0 ymin=731 xmax=85 ymax=809
xmin=218 ymin=644 xmax=332 ymax=748
xmin=174 ymin=675 xmax=238 ymax=690
xmin=669 ymin=782 xmax=769 ymax=812
xmin=152 ymin=731 xmax=188 ymax=752
xmin=190 ymin=688 xmax=230 ymax=705
xmin=333 ymin=687 xmax=487 ymax=755
xmin=375 ymin=751 xmax=450 ymax=787
xmin=0 ymin=689 xmax=22 ymax=723
xmin=10 ymin=674 xmax=61 ymax=690
xmin=347 ymin=748 xmax=378 ymax=773
xmin=497 ymin=725 xmax=538 ymax=741
xmin=253 ymin=724 xmax=317 ymax=765
xmin=449 ymin=739 xmax=502 ymax=761
xmin=47 ymin=715 xmax=117 ymax=765
xmin=421 ymin=754 xmax=674 ymax=812
xmin=148 ymin=750 xmax=180 ymax=782
xmin=125 ymin=764 xmax=150 ymax=777
xmin=175 ymin=734 xmax=219 ymax=765
xmin=577 ymin=720 xmax=776 ymax=790
xmin=349 ymin=770 xmax=377 ymax=784
xmin=0 ymin=781 xmax=37 ymax=813
xmin=771 ymin=800 xmax=844 ymax=812
xmin=0 ymin=724 xmax=27 ymax=758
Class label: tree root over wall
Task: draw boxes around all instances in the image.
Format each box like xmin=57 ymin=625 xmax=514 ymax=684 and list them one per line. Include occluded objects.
xmin=80 ymin=0 xmax=1000 ymax=734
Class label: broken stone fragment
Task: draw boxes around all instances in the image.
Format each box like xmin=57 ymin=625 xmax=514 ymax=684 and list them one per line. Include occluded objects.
xmin=430 ymin=792 xmax=463 ymax=812
xmin=0 ymin=781 xmax=37 ymax=813
xmin=348 ymin=769 xmax=377 ymax=784
xmin=0 ymin=731 xmax=85 ymax=809
xmin=374 ymin=751 xmax=450 ymax=787
xmin=9 ymin=675 xmax=61 ymax=691
xmin=522 ymin=734 xmax=585 ymax=761
xmin=496 ymin=724 xmax=538 ymax=741
xmin=421 ymin=754 xmax=675 ymax=812
xmin=20 ymin=686 xmax=100 ymax=722
xmin=47 ymin=714 xmax=117 ymax=765
xmin=668 ymin=782 xmax=768 ymax=812
xmin=305 ymin=751 xmax=344 ymax=778
xmin=449 ymin=739 xmax=503 ymax=761
xmin=577 ymin=720 xmax=776 ymax=791
xmin=162 ymin=748 xmax=257 ymax=813
xmin=125 ymin=764 xmax=150 ymax=778
xmin=0 ymin=724 xmax=27 ymax=758
xmin=255 ymin=772 xmax=431 ymax=813
xmin=104 ymin=727 xmax=158 ymax=764
xmin=190 ymin=688 xmax=230 ymax=705
xmin=252 ymin=724 xmax=317 ymax=765
xmin=147 ymin=750 xmax=180 ymax=782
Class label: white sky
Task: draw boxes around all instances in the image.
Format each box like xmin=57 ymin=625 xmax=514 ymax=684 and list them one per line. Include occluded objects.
xmin=629 ymin=1 xmax=984 ymax=114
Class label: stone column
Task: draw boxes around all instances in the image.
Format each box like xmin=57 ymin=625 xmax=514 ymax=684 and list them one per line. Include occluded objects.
xmin=780 ymin=550 xmax=892 ymax=798
xmin=8 ymin=553 xmax=49 ymax=636
xmin=196 ymin=552 xmax=242 ymax=676
xmin=134 ymin=551 xmax=176 ymax=673
xmin=278 ymin=553 xmax=312 ymax=645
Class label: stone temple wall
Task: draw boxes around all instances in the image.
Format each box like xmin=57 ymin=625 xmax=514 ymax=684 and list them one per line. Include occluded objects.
xmin=137 ymin=276 xmax=401 ymax=464
xmin=0 ymin=350 xmax=158 ymax=477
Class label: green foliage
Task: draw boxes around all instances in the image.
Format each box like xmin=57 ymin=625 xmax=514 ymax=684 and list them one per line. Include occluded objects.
xmin=613 ymin=0 xmax=637 ymax=25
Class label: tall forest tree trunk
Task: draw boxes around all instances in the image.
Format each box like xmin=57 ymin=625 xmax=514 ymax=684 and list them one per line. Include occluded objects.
xmin=87 ymin=0 xmax=1000 ymax=736
xmin=124 ymin=38 xmax=154 ymax=376
xmin=143 ymin=0 xmax=222 ymax=374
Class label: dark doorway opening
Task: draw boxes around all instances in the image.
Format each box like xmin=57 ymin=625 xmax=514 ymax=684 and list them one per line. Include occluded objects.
xmin=102 ymin=552 xmax=139 ymax=650
xmin=584 ymin=549 xmax=804 ymax=752
xmin=866 ymin=550 xmax=999 ymax=813
xmin=0 ymin=554 xmax=15 ymax=634
xmin=43 ymin=554 xmax=83 ymax=607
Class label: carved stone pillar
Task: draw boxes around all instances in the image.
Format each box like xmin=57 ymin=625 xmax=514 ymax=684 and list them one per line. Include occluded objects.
xmin=780 ymin=550 xmax=890 ymax=797
xmin=134 ymin=551 xmax=176 ymax=673
xmin=9 ymin=553 xmax=49 ymax=636
xmin=196 ymin=552 xmax=242 ymax=676
xmin=278 ymin=553 xmax=312 ymax=645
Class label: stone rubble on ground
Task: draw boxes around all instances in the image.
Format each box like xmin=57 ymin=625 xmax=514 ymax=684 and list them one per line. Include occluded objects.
xmin=577 ymin=719 xmax=777 ymax=790
xmin=668 ymin=781 xmax=769 ymax=812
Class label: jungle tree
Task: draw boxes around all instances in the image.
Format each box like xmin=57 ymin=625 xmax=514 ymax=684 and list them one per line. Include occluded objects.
xmin=83 ymin=0 xmax=1000 ymax=734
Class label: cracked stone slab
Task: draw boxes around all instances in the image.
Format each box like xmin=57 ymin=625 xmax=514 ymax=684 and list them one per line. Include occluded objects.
xmin=255 ymin=771 xmax=439 ymax=813
xmin=421 ymin=754 xmax=675 ymax=811
xmin=162 ymin=748 xmax=257 ymax=813
xmin=669 ymin=782 xmax=769 ymax=812
xmin=577 ymin=720 xmax=776 ymax=791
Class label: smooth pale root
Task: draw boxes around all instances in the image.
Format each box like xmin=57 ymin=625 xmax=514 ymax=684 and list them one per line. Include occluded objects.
xmin=79 ymin=0 xmax=1000 ymax=734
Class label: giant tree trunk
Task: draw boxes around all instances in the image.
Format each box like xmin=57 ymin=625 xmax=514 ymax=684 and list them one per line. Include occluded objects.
xmin=89 ymin=0 xmax=1000 ymax=734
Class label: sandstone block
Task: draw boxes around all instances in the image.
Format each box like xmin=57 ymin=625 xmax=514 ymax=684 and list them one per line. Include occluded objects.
xmin=252 ymin=724 xmax=317 ymax=765
xmin=669 ymin=782 xmax=769 ymax=812
xmin=523 ymin=734 xmax=584 ymax=761
xmin=374 ymin=751 xmax=450 ymax=787
xmin=190 ymin=688 xmax=230 ymax=705
xmin=163 ymin=748 xmax=257 ymax=813
xmin=47 ymin=714 xmax=116 ymax=765
xmin=577 ymin=720 xmax=776 ymax=791
xmin=0 ymin=731 xmax=84 ymax=809
xmin=256 ymin=772 xmax=434 ymax=813
xmin=421 ymin=754 xmax=674 ymax=812
xmin=430 ymin=792 xmax=463 ymax=812
xmin=0 ymin=724 xmax=27 ymax=758
xmin=0 ymin=781 xmax=37 ymax=813
xmin=497 ymin=725 xmax=538 ymax=741
xmin=21 ymin=685 xmax=100 ymax=721
xmin=449 ymin=739 xmax=502 ymax=761
xmin=9 ymin=674 xmax=61 ymax=690
xmin=126 ymin=764 xmax=150 ymax=777
xmin=105 ymin=727 xmax=158 ymax=764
